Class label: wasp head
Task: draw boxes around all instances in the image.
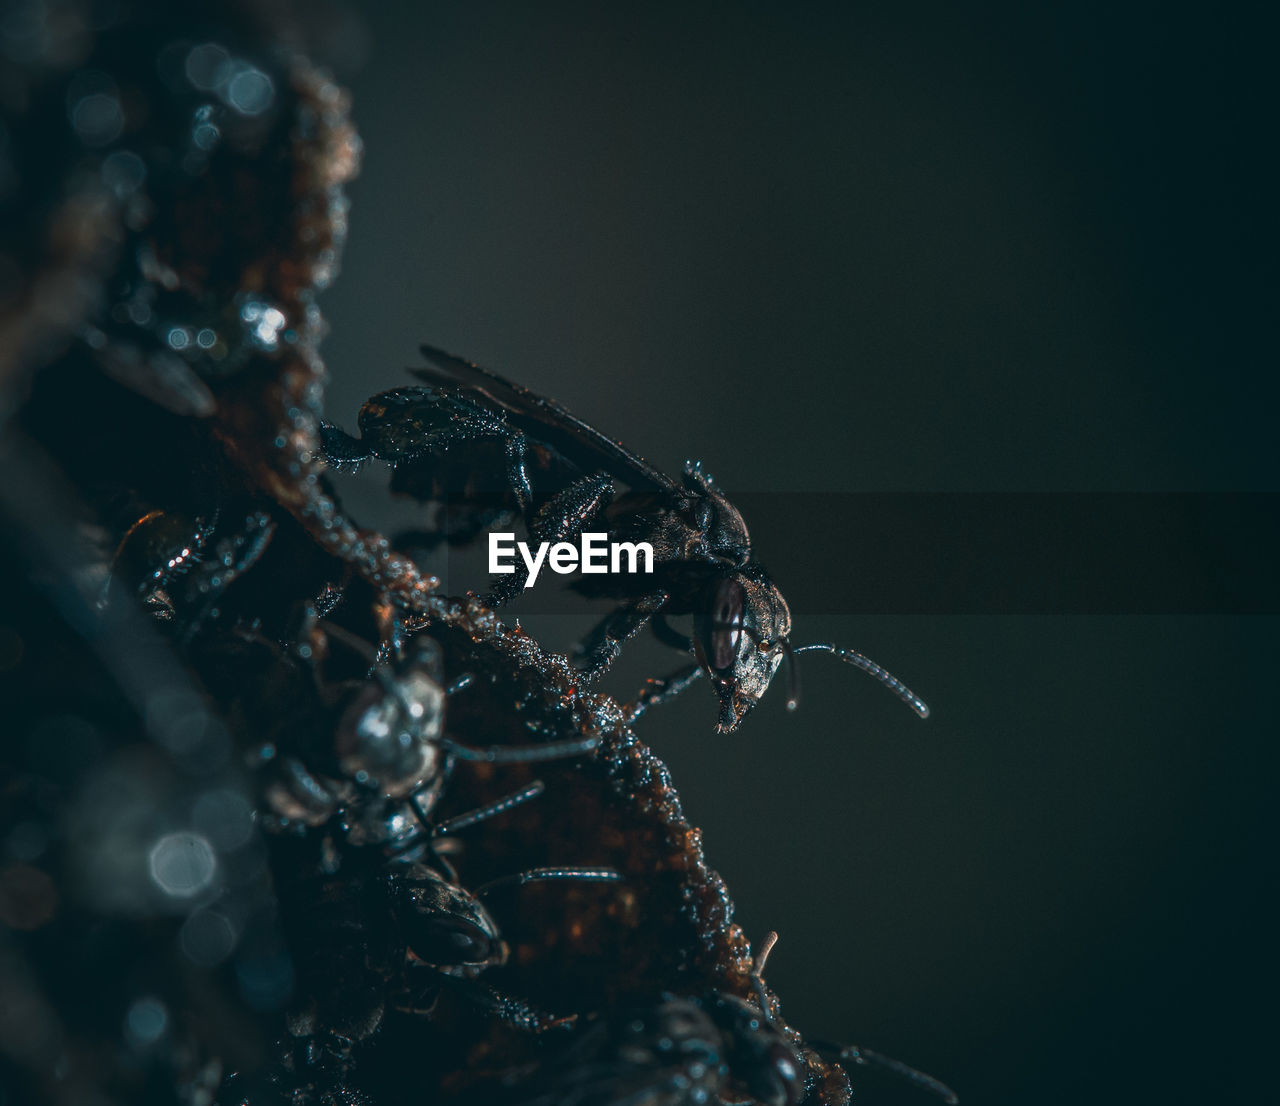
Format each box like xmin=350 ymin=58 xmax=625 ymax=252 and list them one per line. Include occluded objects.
xmin=393 ymin=864 xmax=508 ymax=972
xmin=693 ymin=567 xmax=793 ymax=732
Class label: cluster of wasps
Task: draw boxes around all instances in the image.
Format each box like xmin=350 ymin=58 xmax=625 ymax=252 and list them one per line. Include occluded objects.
xmin=0 ymin=3 xmax=953 ymax=1105
xmin=10 ymin=346 xmax=948 ymax=1106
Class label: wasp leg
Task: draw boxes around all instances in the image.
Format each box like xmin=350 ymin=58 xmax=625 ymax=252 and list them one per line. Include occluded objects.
xmin=624 ymin=663 xmax=704 ymax=722
xmin=391 ymin=416 xmax=533 ymax=509
xmin=430 ymin=974 xmax=576 ymax=1034
xmin=101 ymin=507 xmax=217 ymax=611
xmin=575 ymin=590 xmax=669 ymax=681
xmin=391 ymin=781 xmax=549 ymax=864
xmin=178 ymin=510 xmax=277 ymax=639
xmin=502 ymin=425 xmax=534 ymax=512
xmin=651 ymin=613 xmax=692 ymax=652
xmin=319 ymin=420 xmax=371 ymax=471
xmin=406 ymin=416 xmax=532 ymax=510
xmin=484 ymin=472 xmax=614 ymax=606
xmin=528 ymin=471 xmax=612 ymax=542
xmin=326 ymin=409 xmax=534 ymax=513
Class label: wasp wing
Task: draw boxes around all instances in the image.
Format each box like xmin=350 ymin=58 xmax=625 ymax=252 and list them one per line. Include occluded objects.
xmin=413 ymin=344 xmax=681 ymax=496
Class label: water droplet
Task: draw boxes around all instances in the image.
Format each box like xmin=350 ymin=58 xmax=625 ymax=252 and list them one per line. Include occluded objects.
xmin=71 ymin=92 xmax=123 ymax=147
xmin=191 ymin=104 xmax=221 ymax=151
xmin=180 ymin=908 xmax=237 ymax=965
xmin=185 ymin=43 xmax=230 ymax=91
xmin=224 ymin=65 xmax=274 ymax=116
xmin=240 ymin=299 xmax=287 ymax=351
xmin=147 ymin=832 xmax=216 ymax=897
xmin=124 ymin=997 xmax=167 ymax=1048
xmin=101 ymin=150 xmax=145 ymax=197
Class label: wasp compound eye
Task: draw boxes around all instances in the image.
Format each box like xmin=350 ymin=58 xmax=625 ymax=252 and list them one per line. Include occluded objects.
xmin=406 ymin=915 xmax=496 ymax=966
xmin=697 ymin=577 xmax=745 ymax=674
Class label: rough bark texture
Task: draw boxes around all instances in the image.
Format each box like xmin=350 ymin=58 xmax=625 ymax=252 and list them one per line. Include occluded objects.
xmin=0 ymin=3 xmax=861 ymax=1103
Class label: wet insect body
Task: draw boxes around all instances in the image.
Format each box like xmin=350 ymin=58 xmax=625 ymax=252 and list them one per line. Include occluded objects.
xmin=322 ymin=346 xmax=930 ymax=732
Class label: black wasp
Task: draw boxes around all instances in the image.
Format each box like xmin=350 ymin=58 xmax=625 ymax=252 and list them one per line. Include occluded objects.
xmin=322 ymin=345 xmax=929 ymax=732
xmin=227 ymin=833 xmax=621 ymax=1106
xmin=224 ymin=624 xmax=621 ymax=1105
xmin=248 ymin=617 xmax=605 ymax=841
xmin=509 ymin=995 xmax=960 ymax=1106
xmin=480 ymin=992 xmax=805 ymax=1106
xmin=469 ymin=932 xmax=957 ymax=1106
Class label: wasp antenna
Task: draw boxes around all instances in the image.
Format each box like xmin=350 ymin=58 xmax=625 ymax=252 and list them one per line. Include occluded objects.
xmin=791 ymin=643 xmax=929 ymax=719
xmin=475 ymin=867 xmax=623 ymax=897
xmin=839 ymin=1045 xmax=958 ymax=1104
xmin=441 ymin=734 xmax=601 ymax=763
xmin=432 ymin=780 xmax=546 ymax=837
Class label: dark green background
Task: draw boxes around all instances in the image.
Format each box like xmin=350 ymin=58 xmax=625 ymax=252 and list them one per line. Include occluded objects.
xmin=317 ymin=3 xmax=1278 ymax=1102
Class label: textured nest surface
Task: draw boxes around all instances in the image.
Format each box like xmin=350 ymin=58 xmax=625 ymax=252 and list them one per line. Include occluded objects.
xmin=0 ymin=3 xmax=863 ymax=1104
